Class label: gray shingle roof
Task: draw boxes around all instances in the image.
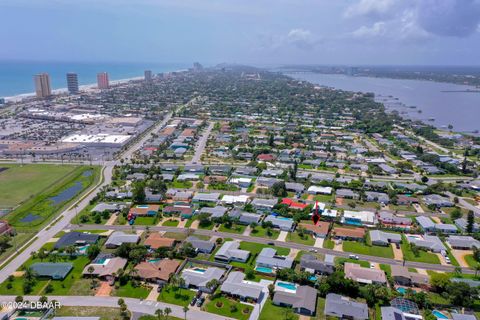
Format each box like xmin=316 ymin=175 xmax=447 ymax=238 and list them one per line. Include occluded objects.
xmin=256 ymin=247 xmax=293 ymax=269
xmin=273 ymin=286 xmax=317 ymax=314
xmin=220 ymin=271 xmax=263 ymax=300
xmin=325 ymin=293 xmax=368 ymax=320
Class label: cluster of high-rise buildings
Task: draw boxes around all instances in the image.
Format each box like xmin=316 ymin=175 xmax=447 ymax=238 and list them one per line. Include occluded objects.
xmin=32 ymin=69 xmax=154 ymax=99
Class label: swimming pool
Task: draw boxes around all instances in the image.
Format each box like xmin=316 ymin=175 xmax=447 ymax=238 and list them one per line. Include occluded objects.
xmin=397 ymin=287 xmax=407 ymax=294
xmin=308 ymin=275 xmax=317 ymax=281
xmin=277 ymin=216 xmax=293 ymax=221
xmin=137 ymin=205 xmax=150 ymax=208
xmin=193 ymin=267 xmax=206 ymax=273
xmin=148 ymin=258 xmax=161 ymax=263
xmin=255 ymin=266 xmax=274 ymax=274
xmin=432 ymin=310 xmax=448 ymax=319
xmin=277 ymin=281 xmax=297 ymax=291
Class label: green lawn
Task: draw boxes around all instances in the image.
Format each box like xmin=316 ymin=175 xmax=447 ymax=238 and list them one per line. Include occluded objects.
xmin=380 ymin=264 xmax=392 ymax=277
xmin=259 ymin=299 xmax=298 ymax=320
xmin=0 ymin=164 xmax=78 ymax=208
xmin=342 ymin=241 xmax=394 ymax=259
xmin=465 ymin=254 xmax=480 ymax=268
xmin=205 ymin=295 xmax=253 ymax=320
xmin=239 ymin=241 xmax=290 ymax=256
xmin=400 ymin=235 xmax=440 ymax=264
xmin=112 ymin=281 xmax=151 ymax=299
xmin=335 ymin=257 xmax=370 ymax=268
xmin=134 ymin=216 xmax=159 ymax=225
xmin=163 ymin=219 xmax=180 ymax=227
xmin=171 ymin=180 xmax=193 ymax=189
xmin=250 ymin=226 xmax=279 ymax=239
xmin=5 ymin=166 xmax=100 ymax=230
xmin=158 ymin=285 xmax=196 ymax=307
xmin=323 ymin=239 xmax=334 ymax=249
xmin=0 ymin=255 xmax=91 ymax=295
xmin=287 ymin=232 xmax=315 ymax=246
xmin=218 ymin=223 xmax=246 ymax=234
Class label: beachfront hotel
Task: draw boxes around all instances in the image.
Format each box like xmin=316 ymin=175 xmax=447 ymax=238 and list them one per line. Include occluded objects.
xmin=144 ymin=70 xmax=152 ymax=82
xmin=34 ymin=73 xmax=51 ymax=98
xmin=97 ymin=72 xmax=109 ymax=89
xmin=66 ymin=72 xmax=79 ymax=94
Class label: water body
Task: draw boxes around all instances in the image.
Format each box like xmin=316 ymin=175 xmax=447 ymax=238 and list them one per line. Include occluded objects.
xmin=289 ymin=73 xmax=480 ymax=133
xmin=0 ymin=61 xmax=190 ymax=97
xmin=49 ymin=181 xmax=83 ymax=205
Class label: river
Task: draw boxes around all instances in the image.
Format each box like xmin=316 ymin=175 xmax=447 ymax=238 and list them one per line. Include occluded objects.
xmin=288 ymin=73 xmax=480 ymax=134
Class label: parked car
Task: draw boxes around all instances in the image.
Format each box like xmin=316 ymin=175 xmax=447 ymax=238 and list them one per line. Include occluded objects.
xmin=190 ymin=297 xmax=197 ymax=306
xmin=196 ymin=297 xmax=205 ymax=307
xmin=349 ymin=254 xmax=359 ymax=260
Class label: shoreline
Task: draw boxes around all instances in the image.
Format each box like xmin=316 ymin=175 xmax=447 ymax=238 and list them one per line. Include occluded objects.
xmin=4 ymin=75 xmax=145 ymax=103
xmin=3 ymin=66 xmax=189 ymax=103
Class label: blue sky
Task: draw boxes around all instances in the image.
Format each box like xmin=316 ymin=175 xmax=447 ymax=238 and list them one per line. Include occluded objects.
xmin=1 ymin=0 xmax=480 ymax=65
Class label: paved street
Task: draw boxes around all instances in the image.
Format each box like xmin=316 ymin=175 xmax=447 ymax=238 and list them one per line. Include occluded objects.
xmin=71 ymin=224 xmax=475 ymax=274
xmin=190 ymin=121 xmax=214 ymax=164
xmin=0 ymin=295 xmax=233 ymax=320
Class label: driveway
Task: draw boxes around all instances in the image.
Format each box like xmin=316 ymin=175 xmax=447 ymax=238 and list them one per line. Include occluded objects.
xmin=277 ymin=231 xmax=288 ymax=242
xmin=391 ymin=243 xmax=403 ymax=261
xmin=314 ymin=237 xmax=324 ymax=248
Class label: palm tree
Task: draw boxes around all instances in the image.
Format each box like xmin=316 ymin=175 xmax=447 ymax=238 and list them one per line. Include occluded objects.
xmin=205 ymin=279 xmax=219 ymax=293
xmin=182 ymin=306 xmax=189 ymax=320
xmin=474 ymin=265 xmax=480 ymax=277
xmin=164 ymin=307 xmax=172 ymax=320
xmin=155 ymin=308 xmax=164 ymax=320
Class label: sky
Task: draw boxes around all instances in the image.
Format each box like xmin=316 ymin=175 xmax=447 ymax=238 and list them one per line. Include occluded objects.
xmin=1 ymin=0 xmax=480 ymax=66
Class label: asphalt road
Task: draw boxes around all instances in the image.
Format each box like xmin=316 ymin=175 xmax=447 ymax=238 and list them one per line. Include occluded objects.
xmin=190 ymin=121 xmax=214 ymax=164
xmin=70 ymin=224 xmax=474 ymax=274
xmin=0 ymin=295 xmax=233 ymax=320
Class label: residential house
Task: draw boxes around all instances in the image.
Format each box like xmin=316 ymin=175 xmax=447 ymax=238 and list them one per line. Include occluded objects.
xmin=256 ymin=247 xmax=293 ymax=270
xmin=377 ymin=212 xmax=412 ymax=229
xmin=365 ymin=192 xmax=390 ymax=204
xmin=342 ymin=210 xmax=376 ymax=226
xmin=285 ymin=182 xmax=305 ymax=193
xmin=181 ymin=267 xmax=225 ymax=293
xmin=406 ymin=234 xmax=446 ymax=253
xmin=390 ymin=265 xmax=430 ymax=289
xmin=455 ymin=218 xmax=480 ymax=233
xmin=251 ymin=198 xmax=278 ymax=211
xmin=273 ymin=286 xmax=317 ymax=316
xmin=370 ymin=230 xmax=402 ymax=246
xmin=344 ymin=263 xmax=387 ymax=285
xmin=30 ymin=262 xmax=73 ymax=280
xmin=299 ymin=222 xmax=330 ymax=238
xmin=134 ymin=259 xmax=180 ymax=284
xmin=264 ymin=215 xmax=295 ymax=231
xmin=144 ymin=233 xmax=176 ymax=250
xmin=415 ymin=216 xmax=435 ymax=232
xmin=129 ymin=204 xmax=160 ymax=217
xmin=281 ymin=198 xmax=308 ymax=210
xmin=324 ymin=293 xmax=368 ymax=320
xmin=300 ymin=254 xmax=335 ymax=275
xmin=447 ymin=235 xmax=480 ymax=250
xmin=332 ymin=227 xmax=366 ymax=241
xmin=185 ymin=236 xmax=215 ymax=254
xmin=199 ymin=206 xmax=227 ymax=219
xmin=307 ymin=186 xmax=333 ymax=195
xmin=105 ymin=231 xmax=140 ymax=249
xmin=221 ymin=195 xmax=250 ymax=206
xmin=215 ymin=241 xmax=250 ymax=263
xmin=228 ymin=210 xmax=261 ymax=225
xmin=336 ymin=188 xmax=359 ymax=199
xmin=423 ymin=194 xmax=453 ymax=207
xmin=83 ymin=254 xmax=128 ymax=281
xmin=220 ymin=271 xmax=263 ymax=302
xmin=192 ymin=192 xmax=221 ymax=203
xmin=54 ymin=232 xmax=99 ymax=250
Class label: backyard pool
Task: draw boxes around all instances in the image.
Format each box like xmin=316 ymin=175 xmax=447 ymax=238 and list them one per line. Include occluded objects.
xmin=255 ymin=266 xmax=274 ymax=274
xmin=432 ymin=310 xmax=449 ymax=319
xmin=148 ymin=258 xmax=161 ymax=263
xmin=192 ymin=267 xmax=206 ymax=273
xmin=277 ymin=281 xmax=297 ymax=291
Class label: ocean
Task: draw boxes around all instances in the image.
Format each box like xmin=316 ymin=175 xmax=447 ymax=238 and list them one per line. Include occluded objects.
xmin=0 ymin=61 xmax=190 ymax=97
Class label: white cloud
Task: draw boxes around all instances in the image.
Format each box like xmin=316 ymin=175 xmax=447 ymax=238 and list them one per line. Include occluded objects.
xmin=256 ymin=28 xmax=321 ymax=51
xmin=351 ymin=22 xmax=386 ymax=39
xmin=344 ymin=0 xmax=397 ymax=19
xmin=345 ymin=0 xmax=480 ymax=39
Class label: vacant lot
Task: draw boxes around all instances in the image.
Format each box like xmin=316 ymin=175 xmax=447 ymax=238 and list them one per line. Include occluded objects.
xmin=0 ymin=164 xmax=77 ymax=208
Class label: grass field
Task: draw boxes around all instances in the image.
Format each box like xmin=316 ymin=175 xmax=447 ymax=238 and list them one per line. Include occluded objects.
xmin=158 ymin=285 xmax=196 ymax=306
xmin=400 ymin=235 xmax=440 ymax=264
xmin=205 ymin=295 xmax=253 ymax=320
xmin=54 ymin=306 xmax=129 ymax=320
xmin=0 ymin=164 xmax=78 ymax=208
xmin=250 ymin=226 xmax=279 ymax=239
xmin=287 ymin=231 xmax=315 ymax=246
xmin=259 ymin=299 xmax=299 ymax=320
xmin=4 ymin=165 xmax=100 ymax=230
xmin=342 ymin=241 xmax=394 ymax=259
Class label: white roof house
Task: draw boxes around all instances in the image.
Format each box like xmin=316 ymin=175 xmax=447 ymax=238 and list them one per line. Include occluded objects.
xmin=307 ymin=186 xmax=333 ymax=195
xmin=342 ymin=210 xmax=376 ymax=225
xmin=221 ymin=195 xmax=250 ymax=205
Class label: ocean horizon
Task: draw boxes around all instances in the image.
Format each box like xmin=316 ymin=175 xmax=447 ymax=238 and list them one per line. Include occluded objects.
xmin=0 ymin=61 xmax=190 ymax=97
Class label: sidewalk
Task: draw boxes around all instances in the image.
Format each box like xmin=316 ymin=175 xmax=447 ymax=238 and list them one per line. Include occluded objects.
xmin=277 ymin=231 xmax=288 ymax=242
